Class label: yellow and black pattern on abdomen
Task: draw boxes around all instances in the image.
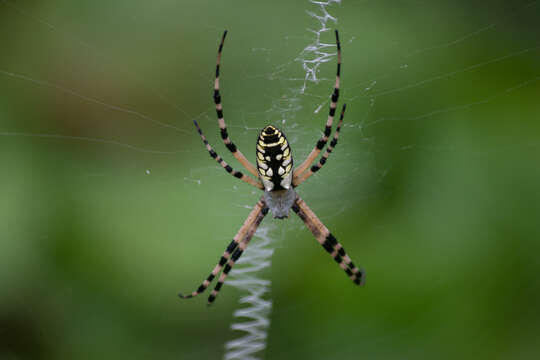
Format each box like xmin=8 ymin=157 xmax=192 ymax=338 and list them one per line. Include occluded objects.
xmin=256 ymin=125 xmax=293 ymax=191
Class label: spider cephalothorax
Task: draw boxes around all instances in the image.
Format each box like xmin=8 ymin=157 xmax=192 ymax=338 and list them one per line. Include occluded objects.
xmin=180 ymin=30 xmax=365 ymax=305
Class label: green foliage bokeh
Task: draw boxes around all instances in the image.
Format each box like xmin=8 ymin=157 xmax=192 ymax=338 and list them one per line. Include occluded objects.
xmin=1 ymin=1 xmax=540 ymax=359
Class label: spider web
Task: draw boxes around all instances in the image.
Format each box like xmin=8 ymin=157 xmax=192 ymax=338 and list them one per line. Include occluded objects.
xmin=224 ymin=3 xmax=344 ymax=359
xmin=1 ymin=0 xmax=540 ymax=359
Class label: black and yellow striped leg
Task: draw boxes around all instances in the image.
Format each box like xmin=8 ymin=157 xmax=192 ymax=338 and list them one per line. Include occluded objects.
xmin=213 ymin=31 xmax=259 ymax=178
xmin=294 ymin=30 xmax=342 ymax=179
xmin=294 ymin=104 xmax=346 ymax=187
xmin=207 ymin=204 xmax=269 ymax=305
xmin=179 ymin=199 xmax=267 ymax=300
xmin=292 ymin=196 xmax=365 ymax=286
xmin=193 ymin=120 xmax=263 ymax=190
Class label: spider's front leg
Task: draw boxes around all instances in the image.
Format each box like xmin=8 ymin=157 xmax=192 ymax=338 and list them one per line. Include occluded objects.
xmin=292 ymin=196 xmax=365 ymax=286
xmin=179 ymin=198 xmax=269 ymax=304
xmin=207 ymin=203 xmax=268 ymax=304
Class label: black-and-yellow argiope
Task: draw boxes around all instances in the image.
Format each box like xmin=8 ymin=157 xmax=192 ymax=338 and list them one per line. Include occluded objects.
xmin=179 ymin=30 xmax=365 ymax=305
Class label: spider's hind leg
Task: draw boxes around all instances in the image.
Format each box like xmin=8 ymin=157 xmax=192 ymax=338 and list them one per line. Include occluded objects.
xmin=294 ymin=30 xmax=342 ymax=178
xmin=212 ymin=30 xmax=259 ymax=178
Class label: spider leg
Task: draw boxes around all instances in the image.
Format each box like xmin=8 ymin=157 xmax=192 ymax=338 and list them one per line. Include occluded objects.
xmin=213 ymin=30 xmax=259 ymax=178
xmin=292 ymin=196 xmax=365 ymax=286
xmin=207 ymin=203 xmax=269 ymax=305
xmin=294 ymin=30 xmax=341 ymax=179
xmin=293 ymin=104 xmax=346 ymax=187
xmin=179 ymin=198 xmax=267 ymax=299
xmin=193 ymin=120 xmax=263 ymax=190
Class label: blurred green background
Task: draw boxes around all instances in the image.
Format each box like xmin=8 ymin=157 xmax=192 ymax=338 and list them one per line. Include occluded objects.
xmin=1 ymin=0 xmax=540 ymax=359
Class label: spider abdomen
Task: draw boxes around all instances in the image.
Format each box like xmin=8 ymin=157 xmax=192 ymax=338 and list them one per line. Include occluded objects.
xmin=256 ymin=125 xmax=293 ymax=192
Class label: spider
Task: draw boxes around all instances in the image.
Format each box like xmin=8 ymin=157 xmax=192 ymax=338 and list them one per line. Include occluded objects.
xmin=179 ymin=30 xmax=365 ymax=305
